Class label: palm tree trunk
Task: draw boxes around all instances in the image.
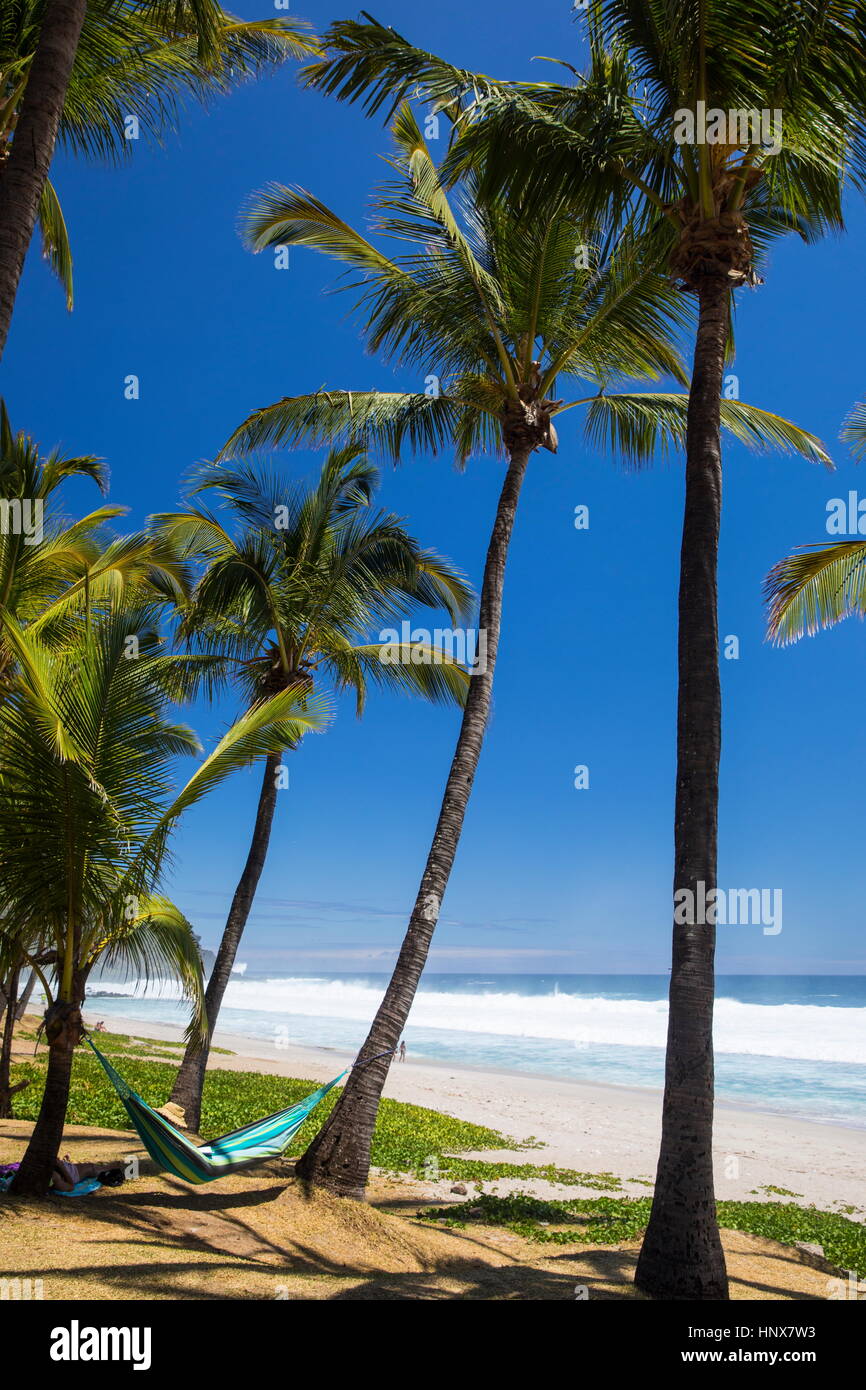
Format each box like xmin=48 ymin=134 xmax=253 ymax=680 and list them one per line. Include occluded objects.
xmin=295 ymin=444 xmax=532 ymax=1200
xmin=169 ymin=750 xmax=281 ymax=1131
xmin=0 ymin=966 xmax=14 ymax=1023
xmin=634 ymin=276 xmax=730 ymax=1300
xmin=15 ymin=969 xmax=37 ymax=1020
xmin=0 ymin=0 xmax=87 ymax=360
xmin=0 ymin=965 xmax=21 ymax=1118
xmin=9 ymin=1000 xmax=81 ymax=1194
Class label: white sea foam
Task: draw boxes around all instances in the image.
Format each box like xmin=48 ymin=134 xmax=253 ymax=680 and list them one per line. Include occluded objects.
xmin=91 ymin=976 xmax=866 ymax=1066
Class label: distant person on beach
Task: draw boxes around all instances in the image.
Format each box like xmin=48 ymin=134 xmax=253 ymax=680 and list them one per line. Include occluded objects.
xmin=398 ymin=1040 xmax=406 ymax=1063
xmin=93 ymin=1021 xmax=106 ymax=1033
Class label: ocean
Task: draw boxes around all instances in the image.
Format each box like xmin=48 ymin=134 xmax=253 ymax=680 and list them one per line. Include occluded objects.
xmin=83 ymin=972 xmax=866 ymax=1129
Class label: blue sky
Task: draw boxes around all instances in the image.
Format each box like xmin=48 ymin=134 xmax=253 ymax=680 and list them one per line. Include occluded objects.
xmin=3 ymin=0 xmax=865 ymax=974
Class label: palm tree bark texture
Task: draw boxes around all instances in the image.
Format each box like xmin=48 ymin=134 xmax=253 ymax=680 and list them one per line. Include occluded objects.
xmin=0 ymin=0 xmax=87 ymax=359
xmin=296 ymin=441 xmax=532 ymax=1199
xmin=9 ymin=994 xmax=83 ymax=1193
xmin=635 ymin=272 xmax=730 ymax=1300
xmin=169 ymin=750 xmax=282 ymax=1132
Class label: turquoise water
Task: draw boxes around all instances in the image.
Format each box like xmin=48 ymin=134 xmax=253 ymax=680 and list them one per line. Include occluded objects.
xmin=85 ymin=973 xmax=866 ymax=1128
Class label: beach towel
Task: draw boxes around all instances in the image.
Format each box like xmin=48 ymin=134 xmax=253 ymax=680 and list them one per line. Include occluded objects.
xmin=54 ymin=1177 xmax=103 ymax=1197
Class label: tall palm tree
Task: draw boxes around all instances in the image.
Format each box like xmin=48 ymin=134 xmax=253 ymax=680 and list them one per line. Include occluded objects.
xmin=299 ymin=3 xmax=857 ymax=1295
xmin=154 ymin=445 xmax=472 ymax=1131
xmin=1 ymin=597 xmax=327 ymax=1195
xmin=0 ymin=0 xmax=319 ymax=354
xmin=219 ymin=107 xmax=825 ymax=1202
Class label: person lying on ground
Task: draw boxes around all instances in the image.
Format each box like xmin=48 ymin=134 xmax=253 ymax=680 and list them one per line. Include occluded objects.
xmin=0 ymin=1156 xmax=125 ymax=1191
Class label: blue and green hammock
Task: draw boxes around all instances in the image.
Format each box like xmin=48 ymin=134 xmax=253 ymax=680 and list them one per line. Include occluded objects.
xmin=87 ymin=1038 xmax=351 ymax=1186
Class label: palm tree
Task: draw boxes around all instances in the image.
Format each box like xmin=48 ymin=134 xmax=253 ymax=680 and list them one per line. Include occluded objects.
xmin=0 ymin=400 xmax=190 ymax=693
xmin=154 ymin=445 xmax=473 ymax=1131
xmin=299 ymin=3 xmax=857 ymax=1295
xmin=766 ymin=401 xmax=866 ymax=642
xmin=1 ymin=597 xmax=327 ymax=1195
xmin=0 ymin=0 xmax=319 ymax=355
xmin=0 ymin=403 xmax=198 ymax=1117
xmin=219 ymin=107 xmax=825 ymax=1202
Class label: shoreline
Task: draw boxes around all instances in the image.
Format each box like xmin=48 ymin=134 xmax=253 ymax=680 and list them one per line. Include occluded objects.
xmin=84 ymin=1007 xmax=866 ymax=1129
xmin=82 ymin=1008 xmax=866 ymax=1214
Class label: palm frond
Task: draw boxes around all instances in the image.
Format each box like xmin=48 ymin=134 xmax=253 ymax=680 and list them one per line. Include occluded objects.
xmin=36 ymin=178 xmax=74 ymax=310
xmin=580 ymin=392 xmax=831 ymax=466
xmin=302 ymin=13 xmax=501 ymax=120
xmin=765 ymin=539 xmax=866 ymax=644
xmin=840 ymin=399 xmax=866 ymax=460
xmin=87 ymin=893 xmax=206 ymax=1045
xmin=220 ymin=390 xmax=458 ymax=464
xmin=348 ymin=641 xmax=471 ymax=705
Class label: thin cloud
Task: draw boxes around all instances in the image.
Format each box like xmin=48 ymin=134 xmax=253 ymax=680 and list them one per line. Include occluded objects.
xmin=180 ymin=887 xmax=543 ymax=934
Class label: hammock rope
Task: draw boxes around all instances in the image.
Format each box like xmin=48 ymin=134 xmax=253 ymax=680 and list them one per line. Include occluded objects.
xmin=83 ymin=1035 xmax=397 ymax=1186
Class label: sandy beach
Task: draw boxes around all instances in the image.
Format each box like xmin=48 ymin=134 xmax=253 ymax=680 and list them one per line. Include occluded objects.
xmin=83 ymin=1010 xmax=866 ymax=1216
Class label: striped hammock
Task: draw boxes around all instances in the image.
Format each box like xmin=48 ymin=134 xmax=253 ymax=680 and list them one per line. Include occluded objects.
xmin=87 ymin=1039 xmax=346 ymax=1185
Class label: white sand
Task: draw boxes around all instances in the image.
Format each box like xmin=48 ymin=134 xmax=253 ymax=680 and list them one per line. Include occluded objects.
xmin=85 ymin=1010 xmax=866 ymax=1215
